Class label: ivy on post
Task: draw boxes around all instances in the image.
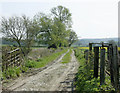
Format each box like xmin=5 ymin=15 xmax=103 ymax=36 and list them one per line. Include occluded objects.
xmin=94 ymin=46 xmax=99 ymax=78
xmin=100 ymin=48 xmax=105 ymax=85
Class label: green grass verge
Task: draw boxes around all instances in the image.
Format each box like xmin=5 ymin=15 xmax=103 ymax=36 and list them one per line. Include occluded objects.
xmin=25 ymin=48 xmax=68 ymax=68
xmin=61 ymin=49 xmax=72 ymax=64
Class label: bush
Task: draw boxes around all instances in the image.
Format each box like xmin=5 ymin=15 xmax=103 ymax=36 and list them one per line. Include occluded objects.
xmin=25 ymin=60 xmax=37 ymax=68
xmin=2 ymin=66 xmax=26 ymax=80
xmin=7 ymin=68 xmax=16 ymax=78
xmin=20 ymin=66 xmax=28 ymax=73
xmin=15 ymin=67 xmax=21 ymax=77
xmin=2 ymin=67 xmax=18 ymax=79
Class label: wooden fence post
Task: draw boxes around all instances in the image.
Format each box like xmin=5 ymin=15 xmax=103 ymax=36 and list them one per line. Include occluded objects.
xmin=100 ymin=48 xmax=105 ymax=85
xmin=84 ymin=50 xmax=89 ymax=64
xmin=113 ymin=46 xmax=119 ymax=90
xmin=2 ymin=48 xmax=22 ymax=71
xmin=107 ymin=46 xmax=109 ymax=60
xmin=89 ymin=43 xmax=92 ymax=51
xmin=109 ymin=44 xmax=114 ymax=85
xmin=94 ymin=47 xmax=99 ymax=78
xmin=14 ymin=52 xmax=16 ymax=67
xmin=89 ymin=43 xmax=93 ymax=69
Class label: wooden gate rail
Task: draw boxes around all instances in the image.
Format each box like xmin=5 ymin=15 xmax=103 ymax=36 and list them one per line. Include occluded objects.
xmin=83 ymin=43 xmax=120 ymax=91
xmin=2 ymin=48 xmax=22 ymax=71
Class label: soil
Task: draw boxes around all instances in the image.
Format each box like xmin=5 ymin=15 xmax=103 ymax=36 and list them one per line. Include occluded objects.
xmin=2 ymin=50 xmax=79 ymax=91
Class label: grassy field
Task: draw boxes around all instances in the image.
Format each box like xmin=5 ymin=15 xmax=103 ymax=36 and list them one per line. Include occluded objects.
xmin=78 ymin=47 xmax=89 ymax=50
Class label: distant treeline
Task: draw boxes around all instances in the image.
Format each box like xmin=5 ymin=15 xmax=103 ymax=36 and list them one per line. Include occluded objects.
xmin=1 ymin=37 xmax=119 ymax=47
xmin=1 ymin=38 xmax=47 ymax=47
xmin=72 ymin=38 xmax=118 ymax=47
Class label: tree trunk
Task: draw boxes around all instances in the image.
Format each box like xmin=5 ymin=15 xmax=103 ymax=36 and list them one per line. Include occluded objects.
xmin=17 ymin=40 xmax=25 ymax=56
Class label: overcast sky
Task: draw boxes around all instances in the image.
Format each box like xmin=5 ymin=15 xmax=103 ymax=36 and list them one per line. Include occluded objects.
xmin=0 ymin=0 xmax=119 ymax=39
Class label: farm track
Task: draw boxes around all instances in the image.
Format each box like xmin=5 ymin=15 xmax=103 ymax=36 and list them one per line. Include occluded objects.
xmin=3 ymin=49 xmax=79 ymax=91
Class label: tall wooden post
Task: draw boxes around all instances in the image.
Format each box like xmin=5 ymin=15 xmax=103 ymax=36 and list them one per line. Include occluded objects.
xmin=100 ymin=48 xmax=105 ymax=85
xmin=94 ymin=47 xmax=99 ymax=78
xmin=113 ymin=46 xmax=119 ymax=90
xmin=89 ymin=43 xmax=92 ymax=51
xmin=107 ymin=46 xmax=109 ymax=60
xmin=109 ymin=44 xmax=114 ymax=85
xmin=89 ymin=43 xmax=92 ymax=68
xmin=84 ymin=50 xmax=89 ymax=64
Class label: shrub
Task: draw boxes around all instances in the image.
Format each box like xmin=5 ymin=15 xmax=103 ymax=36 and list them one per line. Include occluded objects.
xmin=20 ymin=66 xmax=28 ymax=73
xmin=2 ymin=66 xmax=25 ymax=80
xmin=15 ymin=67 xmax=21 ymax=77
xmin=25 ymin=60 xmax=37 ymax=68
xmin=7 ymin=68 xmax=16 ymax=78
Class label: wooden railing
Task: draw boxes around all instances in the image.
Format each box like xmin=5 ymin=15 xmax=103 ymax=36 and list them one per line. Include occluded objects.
xmin=84 ymin=43 xmax=120 ymax=91
xmin=2 ymin=48 xmax=22 ymax=71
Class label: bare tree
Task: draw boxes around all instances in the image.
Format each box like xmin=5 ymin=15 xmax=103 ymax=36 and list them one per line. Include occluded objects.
xmin=1 ymin=16 xmax=25 ymax=47
xmin=1 ymin=16 xmax=35 ymax=55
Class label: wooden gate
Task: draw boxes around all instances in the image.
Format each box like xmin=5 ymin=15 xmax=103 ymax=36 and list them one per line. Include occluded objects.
xmin=2 ymin=48 xmax=22 ymax=71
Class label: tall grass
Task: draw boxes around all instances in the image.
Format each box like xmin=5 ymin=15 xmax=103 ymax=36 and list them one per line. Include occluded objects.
xmin=25 ymin=49 xmax=68 ymax=68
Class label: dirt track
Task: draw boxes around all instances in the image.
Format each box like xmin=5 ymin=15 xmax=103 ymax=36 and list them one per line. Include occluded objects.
xmin=4 ymin=50 xmax=79 ymax=91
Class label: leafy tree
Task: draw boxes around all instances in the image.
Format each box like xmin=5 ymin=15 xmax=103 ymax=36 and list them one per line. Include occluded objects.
xmin=34 ymin=6 xmax=77 ymax=48
xmin=34 ymin=13 xmax=68 ymax=48
xmin=68 ymin=30 xmax=78 ymax=47
xmin=33 ymin=13 xmax=53 ymax=46
xmin=51 ymin=5 xmax=74 ymax=47
xmin=50 ymin=20 xmax=69 ymax=48
xmin=51 ymin=5 xmax=72 ymax=29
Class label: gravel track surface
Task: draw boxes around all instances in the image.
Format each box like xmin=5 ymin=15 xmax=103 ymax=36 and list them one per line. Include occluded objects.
xmin=3 ymin=50 xmax=79 ymax=91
